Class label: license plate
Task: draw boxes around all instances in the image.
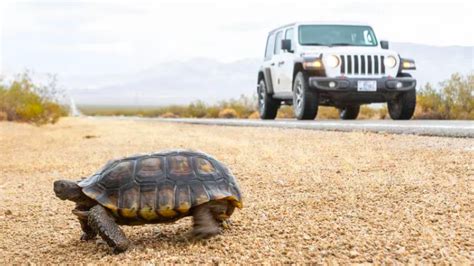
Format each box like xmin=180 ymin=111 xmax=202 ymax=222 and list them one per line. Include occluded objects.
xmin=357 ymin=80 xmax=377 ymax=92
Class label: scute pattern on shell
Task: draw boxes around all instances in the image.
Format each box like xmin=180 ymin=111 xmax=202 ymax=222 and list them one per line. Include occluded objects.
xmin=78 ymin=150 xmax=242 ymax=221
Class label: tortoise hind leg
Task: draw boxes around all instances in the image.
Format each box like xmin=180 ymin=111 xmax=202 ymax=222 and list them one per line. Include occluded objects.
xmin=207 ymin=201 xmax=235 ymax=229
xmin=192 ymin=203 xmax=221 ymax=239
xmin=88 ymin=205 xmax=130 ymax=253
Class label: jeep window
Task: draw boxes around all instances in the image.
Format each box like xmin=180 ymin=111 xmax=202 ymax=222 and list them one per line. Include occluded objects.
xmin=298 ymin=25 xmax=378 ymax=47
xmin=274 ymin=31 xmax=283 ymax=54
xmin=265 ymin=33 xmax=276 ymax=60
xmin=285 ymin=28 xmax=294 ymax=40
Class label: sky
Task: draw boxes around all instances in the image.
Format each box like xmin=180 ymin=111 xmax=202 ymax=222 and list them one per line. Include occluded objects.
xmin=1 ymin=0 xmax=473 ymax=78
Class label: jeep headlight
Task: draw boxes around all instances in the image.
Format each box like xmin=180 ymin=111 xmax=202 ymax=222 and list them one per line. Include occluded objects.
xmin=326 ymin=55 xmax=340 ymax=68
xmin=384 ymin=56 xmax=397 ymax=69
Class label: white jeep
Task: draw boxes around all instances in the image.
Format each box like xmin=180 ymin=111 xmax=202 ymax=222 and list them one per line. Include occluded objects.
xmin=257 ymin=22 xmax=417 ymax=120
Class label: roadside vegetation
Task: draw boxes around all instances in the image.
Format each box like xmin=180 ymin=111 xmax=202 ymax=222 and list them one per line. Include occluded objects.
xmin=415 ymin=73 xmax=473 ymax=119
xmin=80 ymin=73 xmax=473 ymax=120
xmin=0 ymin=73 xmax=68 ymax=125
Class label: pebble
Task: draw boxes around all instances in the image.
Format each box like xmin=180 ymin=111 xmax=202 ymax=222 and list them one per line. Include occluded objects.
xmin=349 ymin=250 xmax=359 ymax=258
xmin=0 ymin=118 xmax=472 ymax=264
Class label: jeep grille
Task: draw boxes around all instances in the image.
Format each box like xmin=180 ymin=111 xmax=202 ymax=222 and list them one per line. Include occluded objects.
xmin=340 ymin=55 xmax=385 ymax=75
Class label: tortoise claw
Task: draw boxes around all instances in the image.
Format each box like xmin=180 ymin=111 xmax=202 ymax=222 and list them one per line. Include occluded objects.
xmin=80 ymin=232 xmax=96 ymax=241
xmin=192 ymin=227 xmax=221 ymax=240
xmin=221 ymin=219 xmax=231 ymax=229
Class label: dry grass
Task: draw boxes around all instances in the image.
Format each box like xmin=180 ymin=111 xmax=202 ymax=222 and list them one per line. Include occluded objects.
xmin=0 ymin=117 xmax=472 ymax=264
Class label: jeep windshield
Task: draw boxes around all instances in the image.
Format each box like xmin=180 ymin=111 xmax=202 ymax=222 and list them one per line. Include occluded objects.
xmin=298 ymin=25 xmax=378 ymax=47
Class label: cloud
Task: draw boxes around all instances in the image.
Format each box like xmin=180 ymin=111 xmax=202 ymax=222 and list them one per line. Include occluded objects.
xmin=1 ymin=0 xmax=473 ymax=78
xmin=70 ymin=42 xmax=134 ymax=54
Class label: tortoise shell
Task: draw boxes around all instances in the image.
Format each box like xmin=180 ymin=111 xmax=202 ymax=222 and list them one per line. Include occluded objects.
xmin=78 ymin=150 xmax=242 ymax=223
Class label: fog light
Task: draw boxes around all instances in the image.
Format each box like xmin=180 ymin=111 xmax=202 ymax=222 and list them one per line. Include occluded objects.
xmin=396 ymin=82 xmax=403 ymax=89
xmin=329 ymin=81 xmax=336 ymax=88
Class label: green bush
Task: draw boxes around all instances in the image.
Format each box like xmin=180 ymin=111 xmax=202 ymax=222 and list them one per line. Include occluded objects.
xmin=415 ymin=72 xmax=474 ymax=119
xmin=0 ymin=73 xmax=68 ymax=124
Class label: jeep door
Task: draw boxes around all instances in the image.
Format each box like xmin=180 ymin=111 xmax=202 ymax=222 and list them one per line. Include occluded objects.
xmin=262 ymin=32 xmax=279 ymax=94
xmin=270 ymin=30 xmax=284 ymax=92
xmin=278 ymin=27 xmax=295 ymax=92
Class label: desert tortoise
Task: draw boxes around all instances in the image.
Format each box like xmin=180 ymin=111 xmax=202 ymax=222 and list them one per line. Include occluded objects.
xmin=53 ymin=150 xmax=242 ymax=253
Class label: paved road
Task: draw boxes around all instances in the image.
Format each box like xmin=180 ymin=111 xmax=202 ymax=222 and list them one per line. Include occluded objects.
xmin=146 ymin=118 xmax=474 ymax=138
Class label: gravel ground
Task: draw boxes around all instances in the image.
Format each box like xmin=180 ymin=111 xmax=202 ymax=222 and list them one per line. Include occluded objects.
xmin=0 ymin=117 xmax=473 ymax=264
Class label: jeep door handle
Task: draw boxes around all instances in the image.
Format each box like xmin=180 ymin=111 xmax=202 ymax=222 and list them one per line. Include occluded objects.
xmin=278 ymin=61 xmax=285 ymax=66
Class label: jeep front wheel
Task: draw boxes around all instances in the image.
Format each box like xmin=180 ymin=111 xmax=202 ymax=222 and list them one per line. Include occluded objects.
xmin=257 ymin=79 xmax=280 ymax=120
xmin=339 ymin=105 xmax=360 ymax=120
xmin=388 ymin=89 xmax=416 ymax=120
xmin=293 ymin=72 xmax=318 ymax=120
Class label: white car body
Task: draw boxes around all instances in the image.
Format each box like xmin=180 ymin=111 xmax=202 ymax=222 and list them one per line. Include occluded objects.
xmin=257 ymin=22 xmax=417 ymax=120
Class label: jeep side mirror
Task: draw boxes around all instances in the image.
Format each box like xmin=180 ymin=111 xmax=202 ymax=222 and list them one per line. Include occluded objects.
xmin=281 ymin=39 xmax=293 ymax=52
xmin=381 ymin=40 xmax=389 ymax=50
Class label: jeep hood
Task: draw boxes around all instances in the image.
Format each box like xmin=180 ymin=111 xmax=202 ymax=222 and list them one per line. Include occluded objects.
xmin=299 ymin=46 xmax=398 ymax=57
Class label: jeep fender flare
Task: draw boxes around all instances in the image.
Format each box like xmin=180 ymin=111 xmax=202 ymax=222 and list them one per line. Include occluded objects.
xmin=258 ymin=68 xmax=275 ymax=94
xmin=292 ymin=62 xmax=304 ymax=90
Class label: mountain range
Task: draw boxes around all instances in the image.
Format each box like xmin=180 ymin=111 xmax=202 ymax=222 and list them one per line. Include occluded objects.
xmin=69 ymin=42 xmax=473 ymax=106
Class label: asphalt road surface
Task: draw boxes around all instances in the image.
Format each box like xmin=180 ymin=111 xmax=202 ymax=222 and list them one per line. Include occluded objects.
xmin=147 ymin=118 xmax=474 ymax=138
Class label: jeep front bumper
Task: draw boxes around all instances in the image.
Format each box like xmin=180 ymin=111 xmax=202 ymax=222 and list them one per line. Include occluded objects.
xmin=308 ymin=77 xmax=416 ymax=92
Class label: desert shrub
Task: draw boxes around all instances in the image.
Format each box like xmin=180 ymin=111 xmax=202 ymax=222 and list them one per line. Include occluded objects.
xmin=439 ymin=73 xmax=473 ymax=119
xmin=378 ymin=106 xmax=388 ymax=119
xmin=218 ymin=108 xmax=238 ymax=118
xmin=0 ymin=73 xmax=67 ymax=124
xmin=80 ymin=73 xmax=472 ymax=120
xmin=0 ymin=111 xmax=7 ymax=121
xmin=415 ymin=73 xmax=474 ymax=119
xmin=415 ymin=83 xmax=445 ymax=119
xmin=159 ymin=112 xmax=178 ymax=118
xmin=358 ymin=106 xmax=378 ymax=119
xmin=276 ymin=106 xmax=295 ymax=118
xmin=247 ymin=111 xmax=260 ymax=119
xmin=204 ymin=106 xmax=220 ymax=118
xmin=188 ymin=100 xmax=207 ymax=118
xmin=316 ymin=107 xmax=339 ymax=119
xmin=218 ymin=94 xmax=256 ymax=118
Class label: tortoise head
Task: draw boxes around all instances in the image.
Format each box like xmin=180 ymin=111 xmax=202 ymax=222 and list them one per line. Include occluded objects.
xmin=54 ymin=180 xmax=84 ymax=202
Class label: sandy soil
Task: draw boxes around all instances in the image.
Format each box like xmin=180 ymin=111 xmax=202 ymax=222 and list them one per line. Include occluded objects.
xmin=0 ymin=117 xmax=473 ymax=264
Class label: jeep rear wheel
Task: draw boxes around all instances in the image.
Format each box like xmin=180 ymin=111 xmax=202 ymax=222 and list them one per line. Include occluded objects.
xmin=258 ymin=79 xmax=280 ymax=120
xmin=339 ymin=105 xmax=360 ymax=120
xmin=293 ymin=72 xmax=318 ymax=120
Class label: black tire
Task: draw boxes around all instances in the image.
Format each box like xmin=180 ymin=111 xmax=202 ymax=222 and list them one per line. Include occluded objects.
xmin=293 ymin=72 xmax=318 ymax=120
xmin=257 ymin=79 xmax=280 ymax=120
xmin=339 ymin=105 xmax=360 ymax=120
xmin=388 ymin=73 xmax=416 ymax=120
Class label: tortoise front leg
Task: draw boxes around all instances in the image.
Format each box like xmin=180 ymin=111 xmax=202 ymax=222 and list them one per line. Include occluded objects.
xmin=72 ymin=209 xmax=97 ymax=240
xmin=80 ymin=217 xmax=98 ymax=240
xmin=88 ymin=205 xmax=130 ymax=253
